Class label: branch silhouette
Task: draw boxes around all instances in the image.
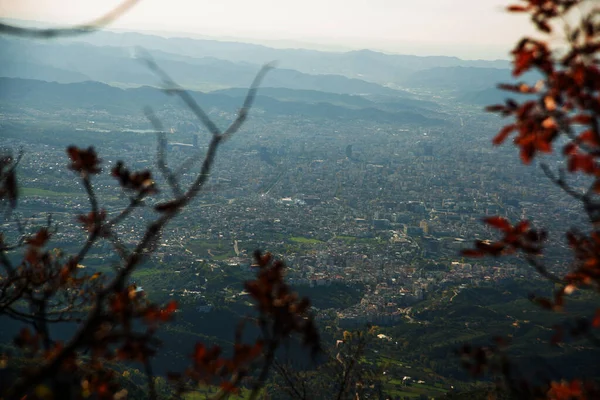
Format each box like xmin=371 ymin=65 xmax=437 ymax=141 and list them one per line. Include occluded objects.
xmin=0 ymin=0 xmax=139 ymax=38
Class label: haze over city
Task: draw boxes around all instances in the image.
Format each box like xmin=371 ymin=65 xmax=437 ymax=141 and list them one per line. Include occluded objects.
xmin=0 ymin=0 xmax=537 ymax=59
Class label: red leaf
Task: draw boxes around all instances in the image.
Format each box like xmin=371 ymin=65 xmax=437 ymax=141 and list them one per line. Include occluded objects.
xmin=535 ymin=297 xmax=554 ymax=310
xmin=26 ymin=228 xmax=50 ymax=247
xmin=66 ymin=146 xmax=101 ymax=175
xmin=165 ymin=300 xmax=178 ymax=313
xmin=572 ymin=114 xmax=593 ymax=125
xmin=578 ymin=130 xmax=598 ymax=146
xmin=485 ymin=104 xmax=505 ymax=113
xmin=568 ymin=153 xmax=597 ymax=174
xmin=493 ymin=124 xmax=516 ymax=145
xmin=563 ymin=143 xmax=577 ymax=155
xmin=514 ymin=220 xmax=530 ymax=234
xmin=483 ymin=216 xmax=511 ymax=231
xmin=507 ymin=5 xmax=529 ymax=12
xmin=593 ymin=179 xmax=600 ymax=194
xmin=536 ymin=20 xmax=552 ymax=33
xmin=566 ymin=231 xmax=578 ymax=247
xmin=520 ymin=143 xmax=535 ymax=164
xmin=593 ymin=308 xmax=600 ymax=328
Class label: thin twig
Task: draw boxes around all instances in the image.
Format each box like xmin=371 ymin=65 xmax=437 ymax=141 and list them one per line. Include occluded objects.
xmin=145 ymin=358 xmax=157 ymax=400
xmin=540 ymin=163 xmax=584 ymax=201
xmin=221 ymin=62 xmax=276 ymax=141
xmin=144 ymin=107 xmax=183 ymax=197
xmin=137 ymin=50 xmax=222 ymax=136
xmin=273 ymin=359 xmax=307 ymax=400
xmin=248 ymin=339 xmax=278 ymax=400
xmin=0 ymin=0 xmax=140 ymax=38
xmin=524 ymin=255 xmax=564 ymax=284
xmin=72 ymin=176 xmax=102 ymax=264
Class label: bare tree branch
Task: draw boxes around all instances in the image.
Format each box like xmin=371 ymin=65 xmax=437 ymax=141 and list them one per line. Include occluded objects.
xmin=540 ymin=163 xmax=585 ymax=201
xmin=221 ymin=62 xmax=277 ymax=142
xmin=5 ymin=58 xmax=273 ymax=400
xmin=524 ymin=255 xmax=564 ymax=285
xmin=144 ymin=106 xmax=183 ymax=197
xmin=137 ymin=50 xmax=222 ymax=136
xmin=0 ymin=0 xmax=140 ymax=38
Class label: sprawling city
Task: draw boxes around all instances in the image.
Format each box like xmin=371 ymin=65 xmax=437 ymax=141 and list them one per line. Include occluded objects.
xmin=1 ymin=1 xmax=599 ymax=399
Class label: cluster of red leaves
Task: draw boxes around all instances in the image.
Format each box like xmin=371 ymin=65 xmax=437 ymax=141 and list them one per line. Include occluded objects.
xmin=111 ymin=161 xmax=158 ymax=194
xmin=67 ymin=146 xmax=101 ymax=175
xmin=463 ymin=216 xmax=600 ymax=395
xmin=458 ymin=338 xmax=600 ymax=399
xmin=546 ymin=379 xmax=600 ymax=400
xmin=170 ymin=339 xmax=264 ymax=394
xmin=542 ymin=230 xmax=600 ymax=339
xmin=564 ymin=230 xmax=600 ymax=289
xmin=489 ymin=1 xmax=600 ymax=167
xmin=476 ymin=227 xmax=600 ymax=331
xmin=508 ymin=0 xmax=581 ymax=33
xmin=79 ymin=371 xmax=127 ymax=400
xmin=167 ymin=252 xmax=320 ymax=396
xmin=461 ymin=217 xmax=547 ymax=257
xmin=0 ymin=220 xmax=180 ymax=399
xmin=462 ymin=2 xmax=600 ymax=397
xmin=245 ymin=251 xmax=320 ymax=356
xmin=34 ymin=287 xmax=177 ymax=399
xmin=13 ymin=228 xmax=100 ymax=293
xmin=77 ymin=210 xmax=107 ymax=235
xmin=21 ymin=228 xmax=57 ymax=287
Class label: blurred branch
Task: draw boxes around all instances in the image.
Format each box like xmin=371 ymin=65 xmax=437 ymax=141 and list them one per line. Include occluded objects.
xmin=144 ymin=107 xmax=183 ymax=197
xmin=0 ymin=0 xmax=140 ymax=38
xmin=137 ymin=49 xmax=275 ymax=141
xmin=272 ymin=359 xmax=308 ymax=400
xmin=524 ymin=255 xmax=563 ymax=285
xmin=5 ymin=56 xmax=273 ymax=400
xmin=137 ymin=50 xmax=222 ymax=136
xmin=540 ymin=163 xmax=585 ymax=201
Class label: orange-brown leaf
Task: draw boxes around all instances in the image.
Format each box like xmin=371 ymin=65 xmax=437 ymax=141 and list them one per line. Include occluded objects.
xmin=507 ymin=5 xmax=529 ymax=12
xmin=26 ymin=228 xmax=50 ymax=248
xmin=593 ymin=308 xmax=600 ymax=328
xmin=493 ymin=124 xmax=517 ymax=145
xmin=483 ymin=216 xmax=511 ymax=231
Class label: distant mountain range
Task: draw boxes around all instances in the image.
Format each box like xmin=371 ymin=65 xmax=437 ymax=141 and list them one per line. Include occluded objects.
xmin=0 ymin=29 xmax=526 ymax=107
xmin=212 ymin=87 xmax=440 ymax=112
xmin=0 ymin=78 xmax=444 ymax=126
xmin=402 ymin=66 xmax=542 ymax=106
xmin=62 ymin=30 xmax=510 ymax=83
xmin=403 ymin=67 xmax=514 ymax=91
xmin=0 ymin=37 xmax=408 ymax=96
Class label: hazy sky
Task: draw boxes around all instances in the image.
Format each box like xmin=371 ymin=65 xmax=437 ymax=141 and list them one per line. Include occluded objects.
xmin=0 ymin=0 xmax=537 ymax=59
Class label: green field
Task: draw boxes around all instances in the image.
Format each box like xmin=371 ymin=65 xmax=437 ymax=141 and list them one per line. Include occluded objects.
xmin=21 ymin=187 xmax=79 ymax=197
xmin=186 ymin=239 xmax=236 ymax=260
xmin=289 ymin=236 xmax=324 ymax=245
